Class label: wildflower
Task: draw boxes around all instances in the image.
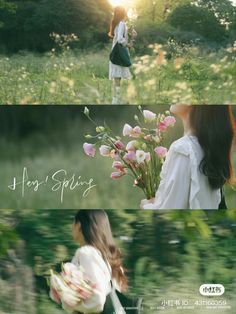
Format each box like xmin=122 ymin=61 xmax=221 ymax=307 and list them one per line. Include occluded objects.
xmin=175 ymin=82 xmax=188 ymax=90
xmin=174 ymin=58 xmax=184 ymax=70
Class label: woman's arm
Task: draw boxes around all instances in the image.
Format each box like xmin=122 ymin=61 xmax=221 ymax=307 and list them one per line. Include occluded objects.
xmin=143 ymin=151 xmax=191 ymax=209
xmin=72 ymin=249 xmax=109 ymax=314
xmin=117 ymin=22 xmax=128 ymax=46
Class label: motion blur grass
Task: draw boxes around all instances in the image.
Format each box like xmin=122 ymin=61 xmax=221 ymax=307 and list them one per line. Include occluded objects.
xmin=1 ymin=209 xmax=236 ymax=313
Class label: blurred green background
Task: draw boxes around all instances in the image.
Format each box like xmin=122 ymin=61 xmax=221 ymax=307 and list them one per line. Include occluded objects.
xmin=0 ymin=209 xmax=236 ymax=314
xmin=0 ymin=105 xmax=235 ymax=209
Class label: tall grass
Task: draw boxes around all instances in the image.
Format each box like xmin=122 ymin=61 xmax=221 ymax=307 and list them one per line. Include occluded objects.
xmin=0 ymin=41 xmax=236 ymax=104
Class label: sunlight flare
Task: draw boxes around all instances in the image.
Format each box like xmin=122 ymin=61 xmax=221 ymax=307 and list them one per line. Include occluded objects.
xmin=109 ymin=0 xmax=135 ymax=8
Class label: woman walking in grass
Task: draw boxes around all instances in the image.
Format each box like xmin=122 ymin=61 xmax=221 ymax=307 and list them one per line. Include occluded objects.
xmin=108 ymin=6 xmax=133 ymax=105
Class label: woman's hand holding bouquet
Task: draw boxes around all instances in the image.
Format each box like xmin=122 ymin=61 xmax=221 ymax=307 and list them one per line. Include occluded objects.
xmin=49 ymin=262 xmax=96 ymax=313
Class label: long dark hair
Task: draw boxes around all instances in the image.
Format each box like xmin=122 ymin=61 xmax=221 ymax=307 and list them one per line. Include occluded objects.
xmin=189 ymin=105 xmax=236 ymax=189
xmin=74 ymin=210 xmax=127 ymax=291
xmin=108 ymin=6 xmax=126 ymax=38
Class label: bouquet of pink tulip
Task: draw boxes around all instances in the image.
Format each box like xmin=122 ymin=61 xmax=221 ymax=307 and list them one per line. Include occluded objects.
xmin=49 ymin=262 xmax=96 ymax=313
xmin=83 ymin=106 xmax=176 ymax=200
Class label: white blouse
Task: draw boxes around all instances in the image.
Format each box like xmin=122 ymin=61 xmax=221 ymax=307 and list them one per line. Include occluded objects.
xmin=143 ymin=135 xmax=221 ymax=210
xmin=71 ymin=245 xmax=112 ymax=314
xmin=112 ymin=21 xmax=128 ymax=49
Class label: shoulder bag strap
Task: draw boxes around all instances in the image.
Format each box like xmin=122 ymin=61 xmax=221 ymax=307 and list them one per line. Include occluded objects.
xmin=219 ymin=187 xmax=227 ymax=210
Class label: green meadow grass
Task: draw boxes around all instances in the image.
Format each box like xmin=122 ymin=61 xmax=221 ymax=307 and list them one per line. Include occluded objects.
xmin=0 ymin=43 xmax=236 ymax=104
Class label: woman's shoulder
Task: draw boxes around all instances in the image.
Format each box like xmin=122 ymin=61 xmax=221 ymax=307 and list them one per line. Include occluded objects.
xmin=74 ymin=245 xmax=101 ymax=258
xmin=169 ymin=135 xmax=193 ymax=156
xmin=117 ymin=20 xmax=126 ymax=28
xmin=72 ymin=245 xmax=111 ymax=275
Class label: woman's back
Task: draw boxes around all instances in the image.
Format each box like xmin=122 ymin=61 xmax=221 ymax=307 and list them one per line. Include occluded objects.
xmin=112 ymin=21 xmax=128 ymax=47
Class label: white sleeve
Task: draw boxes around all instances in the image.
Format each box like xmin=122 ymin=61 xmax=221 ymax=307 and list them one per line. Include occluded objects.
xmin=144 ymin=151 xmax=191 ymax=209
xmin=72 ymin=249 xmax=110 ymax=314
xmin=117 ymin=22 xmax=127 ymax=46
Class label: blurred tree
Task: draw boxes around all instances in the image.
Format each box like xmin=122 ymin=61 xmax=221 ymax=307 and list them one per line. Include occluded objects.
xmin=193 ymin=0 xmax=236 ymax=25
xmin=0 ymin=221 xmax=18 ymax=257
xmin=0 ymin=0 xmax=16 ymax=28
xmin=167 ymin=3 xmax=228 ymax=43
xmin=135 ymin=0 xmax=191 ymax=22
xmin=0 ymin=0 xmax=111 ymax=52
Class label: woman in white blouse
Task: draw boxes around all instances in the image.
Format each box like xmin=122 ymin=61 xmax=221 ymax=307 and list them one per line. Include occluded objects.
xmin=71 ymin=210 xmax=127 ymax=314
xmin=108 ymin=6 xmax=132 ymax=104
xmin=142 ymin=105 xmax=236 ymax=210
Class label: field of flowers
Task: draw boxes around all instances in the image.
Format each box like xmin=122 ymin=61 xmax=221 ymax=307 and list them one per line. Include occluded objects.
xmin=0 ymin=40 xmax=236 ymax=104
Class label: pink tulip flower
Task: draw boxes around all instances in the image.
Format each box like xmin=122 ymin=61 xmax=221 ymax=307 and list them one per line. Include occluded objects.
xmin=112 ymin=161 xmax=125 ymax=171
xmin=124 ymin=151 xmax=136 ymax=162
xmin=154 ymin=146 xmax=168 ymax=158
xmin=136 ymin=150 xmax=147 ymax=164
xmin=131 ymin=126 xmax=142 ymax=138
xmin=83 ymin=143 xmax=96 ymax=157
xmin=164 ymin=116 xmax=176 ymax=127
xmin=114 ymin=140 xmax=125 ymax=150
xmin=126 ymin=140 xmax=137 ymax=152
xmin=123 ymin=123 xmax=133 ymax=136
xmin=99 ymin=145 xmax=110 ymax=156
xmin=143 ymin=110 xmax=156 ymax=122
xmin=136 ymin=150 xmax=150 ymax=164
xmin=50 ymin=287 xmax=61 ymax=304
xmin=159 ymin=121 xmax=168 ymax=132
xmin=111 ymin=172 xmax=125 ymax=180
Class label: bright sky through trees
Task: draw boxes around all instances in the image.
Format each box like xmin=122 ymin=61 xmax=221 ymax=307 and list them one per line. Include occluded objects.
xmin=109 ymin=0 xmax=135 ymax=8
